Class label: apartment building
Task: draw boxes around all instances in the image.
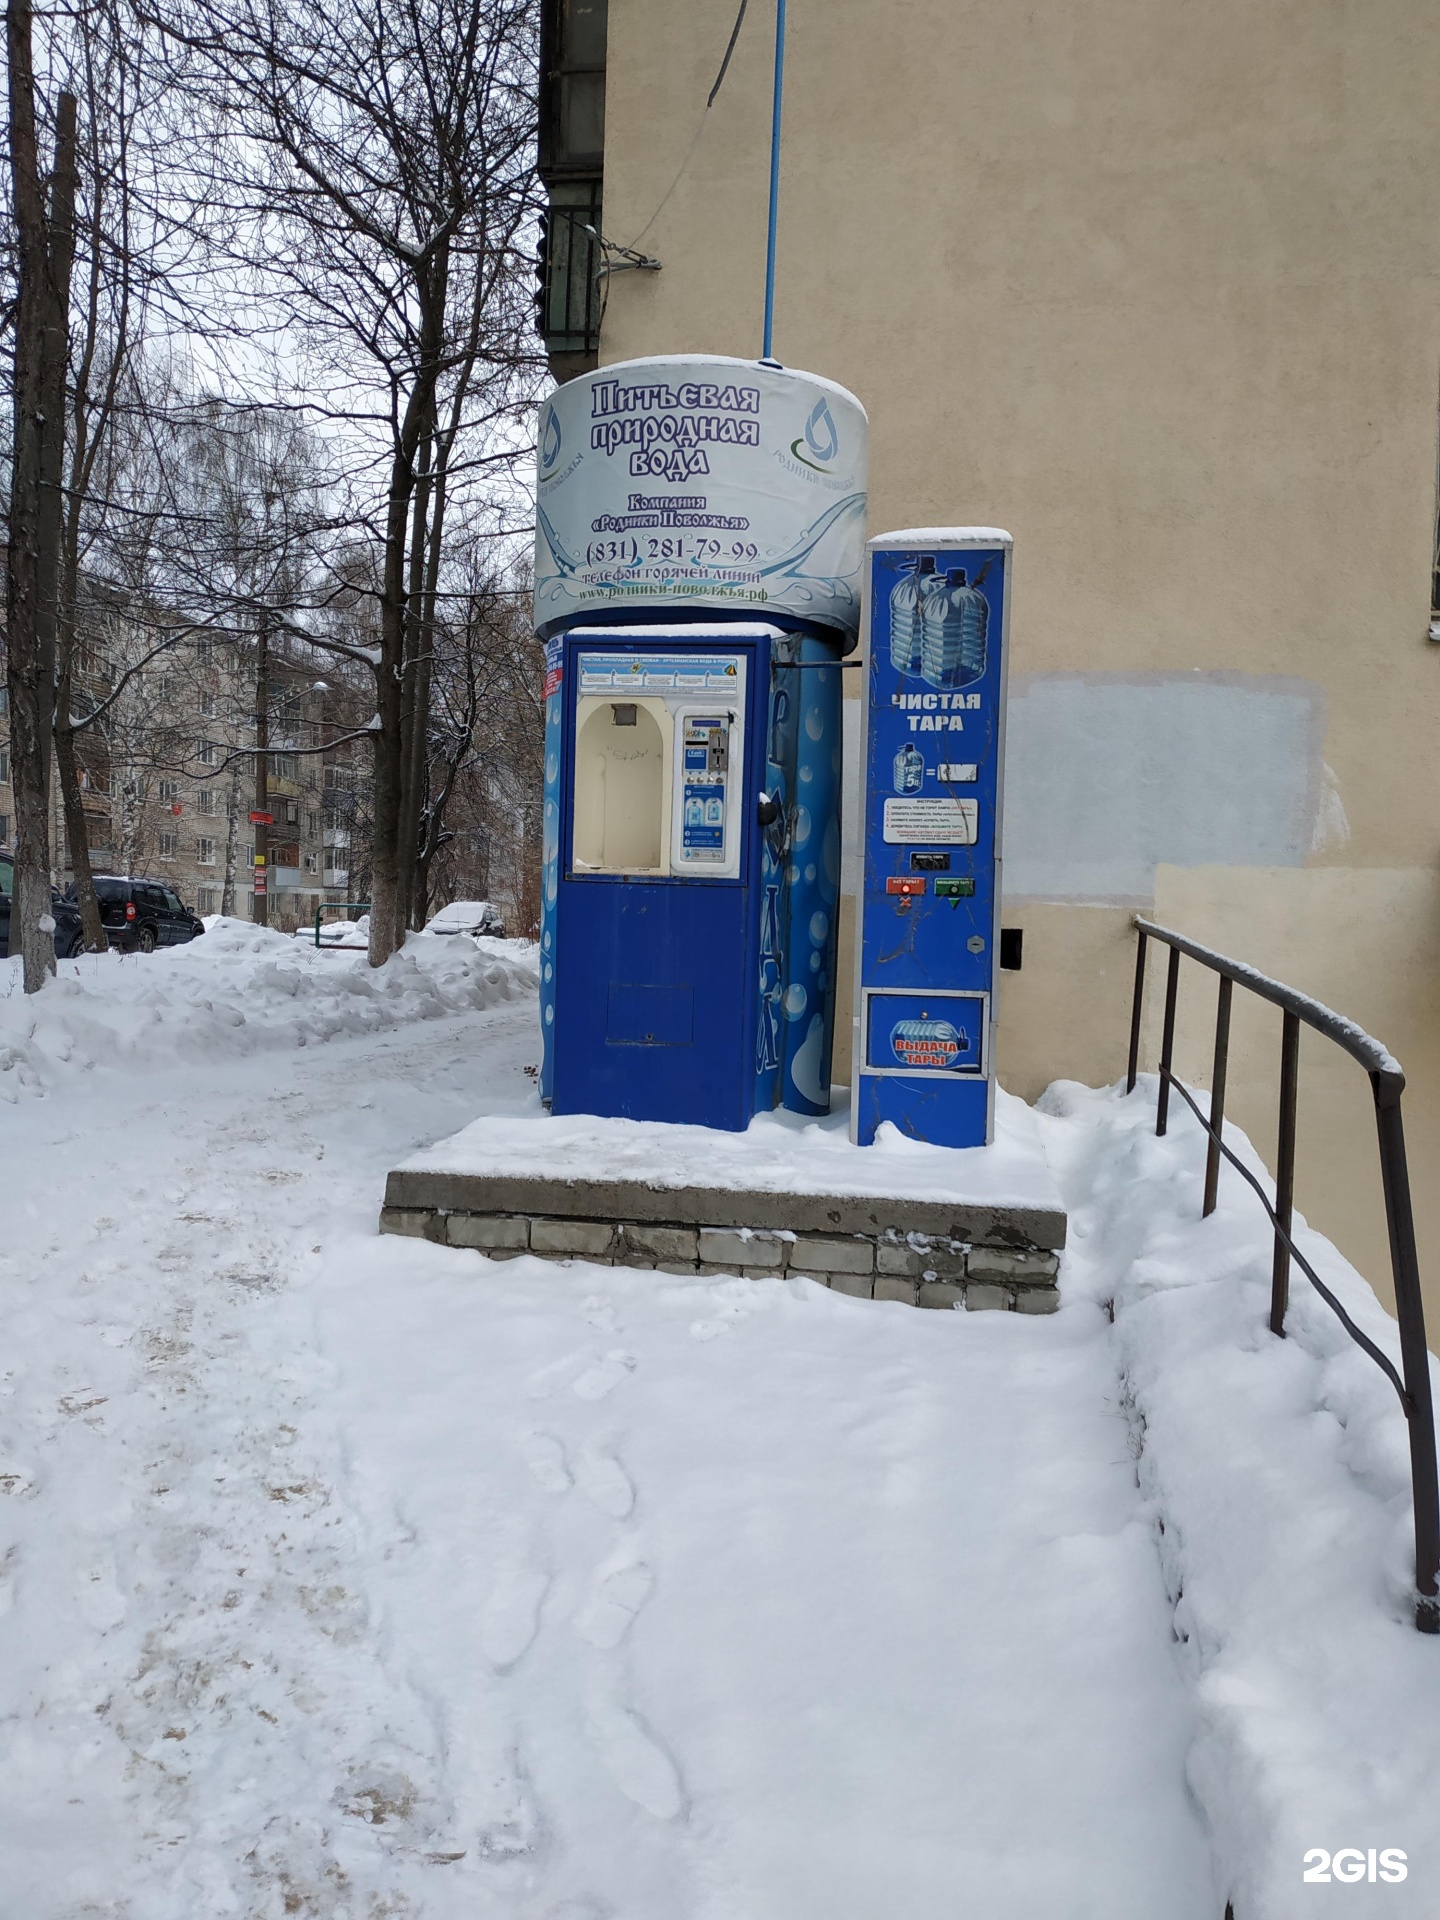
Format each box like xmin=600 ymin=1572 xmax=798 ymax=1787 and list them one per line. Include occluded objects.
xmin=0 ymin=598 xmax=372 ymax=933
xmin=536 ymin=0 xmax=1440 ymax=1316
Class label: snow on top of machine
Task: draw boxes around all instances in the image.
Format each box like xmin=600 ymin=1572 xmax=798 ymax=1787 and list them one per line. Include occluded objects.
xmin=871 ymin=527 xmax=1014 ymax=547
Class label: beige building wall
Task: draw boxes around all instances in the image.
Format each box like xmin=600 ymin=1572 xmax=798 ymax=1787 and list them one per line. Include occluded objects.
xmin=593 ymin=0 xmax=1440 ymax=1322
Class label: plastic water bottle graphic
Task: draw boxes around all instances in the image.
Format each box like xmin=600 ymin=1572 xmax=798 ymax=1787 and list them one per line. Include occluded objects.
xmin=921 ymin=568 xmax=988 ymax=689
xmin=888 ymin=557 xmax=935 ymax=674
xmin=892 ymin=743 xmax=925 ymax=794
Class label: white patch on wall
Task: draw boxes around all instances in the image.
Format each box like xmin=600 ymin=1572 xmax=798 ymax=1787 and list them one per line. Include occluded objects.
xmin=1000 ymin=673 xmax=1323 ymax=903
xmin=1310 ymin=762 xmax=1350 ymax=854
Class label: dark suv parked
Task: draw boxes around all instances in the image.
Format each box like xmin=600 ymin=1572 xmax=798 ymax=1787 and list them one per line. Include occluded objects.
xmin=84 ymin=875 xmax=206 ymax=953
xmin=0 ymin=853 xmax=87 ymax=959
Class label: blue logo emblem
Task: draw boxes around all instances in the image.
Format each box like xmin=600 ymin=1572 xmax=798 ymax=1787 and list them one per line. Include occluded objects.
xmin=891 ymin=1017 xmax=968 ymax=1071
xmin=540 ymin=407 xmax=562 ymax=474
xmin=790 ymin=396 xmax=838 ymax=472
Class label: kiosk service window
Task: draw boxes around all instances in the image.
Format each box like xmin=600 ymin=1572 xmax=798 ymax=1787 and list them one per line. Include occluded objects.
xmin=568 ymin=652 xmax=746 ymax=883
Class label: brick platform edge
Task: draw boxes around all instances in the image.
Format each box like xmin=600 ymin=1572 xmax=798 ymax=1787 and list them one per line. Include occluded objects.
xmin=378 ymin=1172 xmax=1066 ymax=1313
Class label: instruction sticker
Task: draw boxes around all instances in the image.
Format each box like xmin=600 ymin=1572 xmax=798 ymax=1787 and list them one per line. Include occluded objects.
xmin=882 ymin=797 xmax=979 ymax=845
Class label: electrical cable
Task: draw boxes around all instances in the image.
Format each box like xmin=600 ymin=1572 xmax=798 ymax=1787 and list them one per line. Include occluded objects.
xmin=625 ymin=0 xmax=752 ymax=249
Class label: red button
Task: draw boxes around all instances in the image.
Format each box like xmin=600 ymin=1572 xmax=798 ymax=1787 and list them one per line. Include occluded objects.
xmin=886 ymin=876 xmax=926 ymax=896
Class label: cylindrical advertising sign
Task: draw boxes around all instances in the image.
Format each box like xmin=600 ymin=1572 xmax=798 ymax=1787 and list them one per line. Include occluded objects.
xmin=533 ymin=356 xmax=868 ymax=644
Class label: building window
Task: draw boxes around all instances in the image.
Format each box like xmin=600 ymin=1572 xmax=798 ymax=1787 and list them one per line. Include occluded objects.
xmin=195 ymin=637 xmax=214 ymax=663
xmin=158 ymin=779 xmax=179 ymax=802
xmin=0 ymin=749 xmax=9 ymax=785
xmin=197 ymin=739 xmax=218 ymax=767
xmin=196 ymin=836 xmax=216 ymax=865
xmin=0 ymin=686 xmax=8 ymax=716
xmin=536 ymin=179 xmax=604 ymax=361
xmin=159 ymin=832 xmax=177 ymax=860
xmin=307 ymin=811 xmax=320 ymax=837
xmin=196 ymin=887 xmax=217 ymax=914
xmin=303 ymin=851 xmax=319 ymax=874
xmin=537 ymin=0 xmax=607 ymax=370
xmin=198 ymin=789 xmax=217 ymax=816
xmin=199 ymin=691 xmax=218 ymax=718
xmin=272 ymin=753 xmax=297 ymax=780
xmin=283 ymin=797 xmax=300 ymax=826
xmin=246 ymin=843 xmax=256 ymax=866
xmin=0 ymin=814 xmax=9 ymax=845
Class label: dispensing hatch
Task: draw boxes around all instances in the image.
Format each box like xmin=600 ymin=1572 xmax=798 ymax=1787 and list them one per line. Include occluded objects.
xmin=571 ymin=695 xmax=674 ymax=875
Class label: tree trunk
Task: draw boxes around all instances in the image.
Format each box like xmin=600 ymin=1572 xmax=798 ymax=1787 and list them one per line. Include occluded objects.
xmin=222 ymin=754 xmax=242 ymax=914
xmin=5 ymin=2 xmax=78 ymax=991
xmin=252 ymin=621 xmax=269 ymax=925
xmin=395 ymin=419 xmax=432 ymax=931
xmin=53 ymin=677 xmax=105 ymax=950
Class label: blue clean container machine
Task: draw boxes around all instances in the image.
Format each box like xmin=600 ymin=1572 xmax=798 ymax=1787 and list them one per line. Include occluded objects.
xmin=533 ymin=356 xmax=868 ymax=1131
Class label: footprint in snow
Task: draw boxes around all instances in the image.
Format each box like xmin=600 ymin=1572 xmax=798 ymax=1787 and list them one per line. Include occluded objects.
xmin=591 ymin=1703 xmax=685 ymax=1820
xmin=480 ymin=1569 xmax=551 ymax=1671
xmin=574 ymin=1448 xmax=634 ymax=1518
xmin=575 ymin=1562 xmax=653 ymax=1650
xmin=521 ymin=1431 xmax=572 ymax=1494
xmin=571 ymin=1351 xmax=636 ymax=1402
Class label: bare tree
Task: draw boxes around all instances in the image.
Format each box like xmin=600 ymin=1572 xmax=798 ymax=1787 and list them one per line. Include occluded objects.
xmin=150 ymin=0 xmax=542 ymax=966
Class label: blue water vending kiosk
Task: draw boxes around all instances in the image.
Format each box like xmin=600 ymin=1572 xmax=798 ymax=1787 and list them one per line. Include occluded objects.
xmin=852 ymin=529 xmax=1012 ymax=1148
xmin=533 ymin=356 xmax=868 ymax=1131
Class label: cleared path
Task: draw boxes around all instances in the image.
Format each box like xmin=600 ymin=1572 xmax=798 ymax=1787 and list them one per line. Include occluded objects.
xmin=0 ymin=994 xmax=1215 ymax=1917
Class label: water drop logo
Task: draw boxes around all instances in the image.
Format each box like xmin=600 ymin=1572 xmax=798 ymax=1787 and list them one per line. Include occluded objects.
xmin=539 ymin=406 xmax=562 ymax=475
xmin=791 ymin=396 xmax=839 ymax=473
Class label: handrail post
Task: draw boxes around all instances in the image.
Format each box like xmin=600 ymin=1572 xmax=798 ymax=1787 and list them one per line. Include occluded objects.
xmin=1155 ymin=945 xmax=1180 ymax=1136
xmin=1270 ymin=1010 xmax=1300 ymax=1336
xmin=1203 ymin=975 xmax=1233 ymax=1218
xmin=1372 ymin=1085 xmax=1440 ymax=1632
xmin=1126 ymin=930 xmax=1147 ymax=1094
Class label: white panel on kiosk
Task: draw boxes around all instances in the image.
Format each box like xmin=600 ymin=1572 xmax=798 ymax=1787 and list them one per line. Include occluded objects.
xmin=535 ymin=358 xmax=868 ymax=645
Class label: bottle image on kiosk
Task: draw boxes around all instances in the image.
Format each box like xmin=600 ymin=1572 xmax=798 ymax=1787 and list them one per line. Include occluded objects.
xmin=888 ymin=556 xmax=935 ymax=674
xmin=893 ymin=742 xmax=925 ymax=794
xmin=921 ymin=567 xmax=989 ymax=689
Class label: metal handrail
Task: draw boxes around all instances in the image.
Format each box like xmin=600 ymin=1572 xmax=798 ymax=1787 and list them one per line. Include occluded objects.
xmin=1128 ymin=916 xmax=1440 ymax=1634
xmin=312 ymin=901 xmax=372 ymax=948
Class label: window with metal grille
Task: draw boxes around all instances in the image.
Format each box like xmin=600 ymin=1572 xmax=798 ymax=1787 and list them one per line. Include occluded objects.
xmin=537 ymin=0 xmax=606 ymax=364
xmin=537 ymin=181 xmax=604 ymax=358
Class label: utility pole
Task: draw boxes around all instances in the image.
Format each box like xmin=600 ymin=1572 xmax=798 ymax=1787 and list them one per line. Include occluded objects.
xmin=251 ymin=617 xmax=270 ymax=925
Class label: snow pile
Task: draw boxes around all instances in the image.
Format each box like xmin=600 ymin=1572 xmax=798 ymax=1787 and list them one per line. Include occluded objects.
xmin=402 ymin=1084 xmax=1062 ymax=1210
xmin=0 ymin=917 xmax=536 ymax=1101
xmin=1037 ymin=1076 xmax=1440 ymax=1919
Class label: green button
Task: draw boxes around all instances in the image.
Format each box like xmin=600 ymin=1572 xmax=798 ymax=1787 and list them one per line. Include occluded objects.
xmin=935 ymin=877 xmax=975 ymax=898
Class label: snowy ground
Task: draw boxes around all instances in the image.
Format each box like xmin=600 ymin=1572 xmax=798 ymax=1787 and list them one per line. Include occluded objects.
xmin=1 ymin=936 xmax=1436 ymax=1917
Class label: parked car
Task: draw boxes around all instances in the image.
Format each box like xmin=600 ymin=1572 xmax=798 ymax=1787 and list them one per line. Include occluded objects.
xmin=425 ymin=899 xmax=505 ymax=938
xmin=0 ymin=853 xmax=87 ymax=959
xmin=78 ymin=875 xmax=206 ymax=953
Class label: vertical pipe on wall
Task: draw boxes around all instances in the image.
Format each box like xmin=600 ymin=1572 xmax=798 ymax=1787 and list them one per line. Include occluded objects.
xmin=762 ymin=0 xmax=786 ymax=360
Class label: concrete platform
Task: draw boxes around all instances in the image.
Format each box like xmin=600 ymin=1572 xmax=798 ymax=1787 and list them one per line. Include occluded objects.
xmin=380 ymin=1091 xmax=1066 ymax=1311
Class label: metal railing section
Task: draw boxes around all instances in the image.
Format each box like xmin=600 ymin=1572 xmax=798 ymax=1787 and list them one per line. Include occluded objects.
xmin=1127 ymin=916 xmax=1440 ymax=1635
xmin=312 ymin=901 xmax=372 ymax=949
